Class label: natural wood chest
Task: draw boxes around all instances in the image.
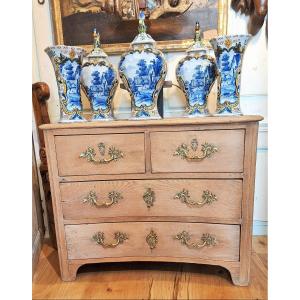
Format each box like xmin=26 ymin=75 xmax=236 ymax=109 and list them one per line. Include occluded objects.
xmin=41 ymin=115 xmax=262 ymax=285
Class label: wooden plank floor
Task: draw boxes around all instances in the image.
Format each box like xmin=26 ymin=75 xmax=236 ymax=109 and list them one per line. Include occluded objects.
xmin=32 ymin=236 xmax=267 ymax=300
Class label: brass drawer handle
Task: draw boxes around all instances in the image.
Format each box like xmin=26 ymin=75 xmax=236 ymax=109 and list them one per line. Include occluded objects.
xmin=174 ymin=138 xmax=218 ymax=161
xmin=80 ymin=142 xmax=124 ymax=164
xmin=174 ymin=189 xmax=217 ymax=207
xmin=146 ymin=229 xmax=158 ymax=250
xmin=143 ymin=188 xmax=155 ymax=208
xmin=92 ymin=232 xmax=128 ymax=248
xmin=174 ymin=231 xmax=217 ymax=249
xmin=83 ymin=190 xmax=122 ymax=208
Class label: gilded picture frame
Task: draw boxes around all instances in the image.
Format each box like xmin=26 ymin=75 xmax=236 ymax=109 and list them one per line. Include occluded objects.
xmin=50 ymin=0 xmax=228 ymax=54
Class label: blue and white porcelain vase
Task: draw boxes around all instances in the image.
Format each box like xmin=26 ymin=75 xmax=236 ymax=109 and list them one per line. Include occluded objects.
xmin=118 ymin=11 xmax=167 ymax=119
xmin=209 ymin=35 xmax=251 ymax=115
xmin=81 ymin=29 xmax=118 ymax=121
xmin=45 ymin=45 xmax=86 ymax=122
xmin=176 ymin=22 xmax=217 ymax=117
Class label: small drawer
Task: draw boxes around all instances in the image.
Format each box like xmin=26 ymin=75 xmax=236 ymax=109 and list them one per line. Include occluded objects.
xmin=150 ymin=130 xmax=245 ymax=173
xmin=61 ymin=179 xmax=242 ymax=221
xmin=65 ymin=222 xmax=240 ymax=261
xmin=55 ymin=133 xmax=145 ymax=176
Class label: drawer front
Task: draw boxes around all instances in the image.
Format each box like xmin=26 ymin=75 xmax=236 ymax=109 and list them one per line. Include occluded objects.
xmin=65 ymin=222 xmax=240 ymax=261
xmin=150 ymin=130 xmax=245 ymax=173
xmin=55 ymin=133 xmax=145 ymax=176
xmin=61 ymin=179 xmax=242 ymax=220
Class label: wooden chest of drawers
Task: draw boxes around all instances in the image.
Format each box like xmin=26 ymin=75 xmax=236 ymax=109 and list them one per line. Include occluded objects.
xmin=41 ymin=115 xmax=262 ymax=286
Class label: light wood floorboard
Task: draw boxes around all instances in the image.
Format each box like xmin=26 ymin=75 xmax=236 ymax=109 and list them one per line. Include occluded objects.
xmin=32 ymin=236 xmax=267 ymax=299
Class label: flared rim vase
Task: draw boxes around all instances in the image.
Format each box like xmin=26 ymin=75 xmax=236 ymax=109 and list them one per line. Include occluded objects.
xmin=45 ymin=45 xmax=87 ymax=123
xmin=209 ymin=34 xmax=251 ymax=116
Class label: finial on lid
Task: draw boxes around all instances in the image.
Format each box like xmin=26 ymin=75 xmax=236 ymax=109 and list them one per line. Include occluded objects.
xmin=131 ymin=10 xmax=155 ymax=48
xmin=138 ymin=11 xmax=147 ymax=34
xmin=194 ymin=22 xmax=201 ymax=42
xmin=87 ymin=28 xmax=107 ymax=58
xmin=93 ymin=28 xmax=101 ymax=51
xmin=186 ymin=21 xmax=207 ymax=54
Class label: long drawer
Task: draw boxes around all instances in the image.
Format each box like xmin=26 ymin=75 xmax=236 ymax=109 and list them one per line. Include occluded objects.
xmin=150 ymin=129 xmax=245 ymax=173
xmin=60 ymin=179 xmax=242 ymax=220
xmin=55 ymin=133 xmax=145 ymax=176
xmin=65 ymin=222 xmax=240 ymax=261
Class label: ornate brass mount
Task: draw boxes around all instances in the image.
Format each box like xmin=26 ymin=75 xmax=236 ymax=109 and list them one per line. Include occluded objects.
xmin=143 ymin=188 xmax=155 ymax=208
xmin=174 ymin=189 xmax=217 ymax=207
xmin=83 ymin=190 xmax=123 ymax=208
xmin=61 ymin=98 xmax=83 ymax=118
xmin=80 ymin=142 xmax=124 ymax=164
xmin=174 ymin=231 xmax=217 ymax=249
xmin=92 ymin=232 xmax=128 ymax=248
xmin=217 ymin=100 xmax=241 ymax=114
xmin=174 ymin=138 xmax=218 ymax=161
xmin=146 ymin=229 xmax=158 ymax=250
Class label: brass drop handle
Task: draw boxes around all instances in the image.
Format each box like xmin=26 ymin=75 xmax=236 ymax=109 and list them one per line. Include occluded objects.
xmin=174 ymin=138 xmax=218 ymax=161
xmin=80 ymin=142 xmax=124 ymax=164
xmin=83 ymin=190 xmax=122 ymax=208
xmin=174 ymin=231 xmax=217 ymax=249
xmin=92 ymin=232 xmax=128 ymax=248
xmin=174 ymin=189 xmax=217 ymax=207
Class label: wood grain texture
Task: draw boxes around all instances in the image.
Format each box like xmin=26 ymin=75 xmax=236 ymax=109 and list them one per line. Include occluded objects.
xmin=151 ymin=129 xmax=245 ymax=173
xmin=44 ymin=131 xmax=73 ymax=281
xmin=50 ymin=123 xmax=249 ymax=136
xmin=65 ymin=222 xmax=240 ymax=261
xmin=60 ymin=179 xmax=242 ymax=221
xmin=238 ymin=122 xmax=259 ymax=286
xmin=39 ymin=115 xmax=263 ymax=130
xmin=41 ymin=116 xmax=262 ymax=285
xmin=59 ymin=172 xmax=244 ymax=182
xmin=55 ymin=133 xmax=145 ymax=176
xmin=32 ymin=236 xmax=267 ymax=300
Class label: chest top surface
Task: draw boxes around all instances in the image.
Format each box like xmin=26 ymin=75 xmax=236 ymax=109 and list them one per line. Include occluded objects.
xmin=40 ymin=115 xmax=263 ymax=131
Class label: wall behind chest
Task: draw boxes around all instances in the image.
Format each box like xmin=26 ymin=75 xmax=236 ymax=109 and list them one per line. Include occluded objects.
xmin=32 ymin=1 xmax=267 ymax=233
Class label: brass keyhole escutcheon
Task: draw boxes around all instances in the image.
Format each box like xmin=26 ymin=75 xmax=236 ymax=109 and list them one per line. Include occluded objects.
xmin=143 ymin=188 xmax=155 ymax=208
xmin=146 ymin=229 xmax=158 ymax=250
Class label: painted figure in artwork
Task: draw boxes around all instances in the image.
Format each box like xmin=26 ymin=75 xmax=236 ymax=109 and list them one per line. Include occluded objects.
xmin=61 ymin=60 xmax=82 ymax=111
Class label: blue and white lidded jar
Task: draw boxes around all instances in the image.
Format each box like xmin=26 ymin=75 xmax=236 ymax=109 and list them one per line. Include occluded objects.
xmin=176 ymin=22 xmax=217 ymax=117
xmin=45 ymin=45 xmax=86 ymax=122
xmin=118 ymin=11 xmax=167 ymax=120
xmin=81 ymin=29 xmax=118 ymax=121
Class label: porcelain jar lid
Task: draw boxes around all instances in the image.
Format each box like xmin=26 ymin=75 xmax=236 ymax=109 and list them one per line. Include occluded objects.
xmin=131 ymin=11 xmax=156 ymax=50
xmin=86 ymin=29 xmax=108 ymax=59
xmin=186 ymin=22 xmax=209 ymax=56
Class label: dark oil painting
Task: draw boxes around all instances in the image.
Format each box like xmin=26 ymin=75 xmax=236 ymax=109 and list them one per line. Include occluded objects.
xmin=53 ymin=0 xmax=227 ymax=52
